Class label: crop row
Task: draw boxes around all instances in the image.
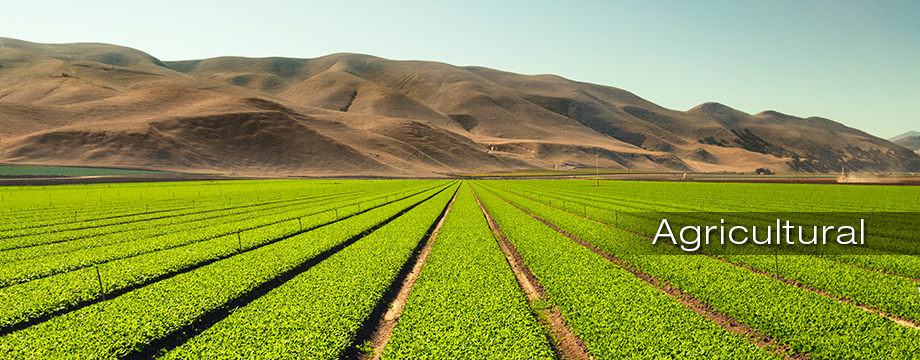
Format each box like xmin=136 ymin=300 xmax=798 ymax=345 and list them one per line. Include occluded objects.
xmin=1 ymin=181 xmax=430 ymax=259
xmin=0 ymin=183 xmax=454 ymax=359
xmin=471 ymin=183 xmax=777 ymax=359
xmin=160 ymin=183 xmax=459 ymax=359
xmin=485 ymin=180 xmax=920 ymax=279
xmin=0 ymin=180 xmax=323 ymax=232
xmin=0 ymin=180 xmax=419 ymax=247
xmin=484 ymin=181 xmax=920 ymax=320
xmin=495 ymin=181 xmax=917 ymax=241
xmin=719 ymin=251 xmax=920 ymax=322
xmin=382 ymin=184 xmax=554 ymax=359
xmin=0 ymin=181 xmax=442 ymax=288
xmin=0 ymin=182 xmax=450 ymax=330
xmin=479 ymin=182 xmax=920 ymax=359
xmin=497 ymin=179 xmax=920 ymax=212
xmin=0 ymin=186 xmax=377 ymax=260
xmin=0 ymin=180 xmax=403 ymax=235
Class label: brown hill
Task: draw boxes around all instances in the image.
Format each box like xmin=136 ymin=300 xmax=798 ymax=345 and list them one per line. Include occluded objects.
xmin=894 ymin=135 xmax=920 ymax=151
xmin=2 ymin=37 xmax=918 ymax=176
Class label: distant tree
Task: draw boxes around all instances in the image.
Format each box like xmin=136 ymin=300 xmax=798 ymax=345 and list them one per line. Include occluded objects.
xmin=754 ymin=167 xmax=773 ymax=175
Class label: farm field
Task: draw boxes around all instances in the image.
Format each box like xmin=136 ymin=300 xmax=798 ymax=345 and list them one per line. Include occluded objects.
xmin=0 ymin=179 xmax=918 ymax=359
xmin=0 ymin=164 xmax=176 ymax=178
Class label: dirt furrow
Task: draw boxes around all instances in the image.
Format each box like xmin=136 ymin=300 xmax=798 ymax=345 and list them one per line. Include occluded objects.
xmin=353 ymin=185 xmax=460 ymax=360
xmin=706 ymin=254 xmax=920 ymax=330
xmin=500 ymin=187 xmax=920 ymax=331
xmin=490 ymin=191 xmax=801 ymax=359
xmin=469 ymin=184 xmax=591 ymax=360
xmin=798 ymin=252 xmax=920 ymax=282
xmin=121 ymin=185 xmax=456 ymax=359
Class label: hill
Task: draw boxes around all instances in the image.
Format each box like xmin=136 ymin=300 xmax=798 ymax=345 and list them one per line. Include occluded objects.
xmin=2 ymin=37 xmax=918 ymax=176
xmin=889 ymin=131 xmax=920 ymax=142
xmin=893 ymin=135 xmax=920 ymax=154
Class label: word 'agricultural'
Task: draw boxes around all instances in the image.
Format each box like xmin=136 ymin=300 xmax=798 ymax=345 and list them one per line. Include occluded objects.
xmin=653 ymin=218 xmax=866 ymax=252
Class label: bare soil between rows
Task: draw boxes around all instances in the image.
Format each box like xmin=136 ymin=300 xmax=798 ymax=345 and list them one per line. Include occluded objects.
xmin=508 ymin=189 xmax=919 ymax=339
xmin=353 ymin=185 xmax=460 ymax=360
xmin=470 ymin=184 xmax=592 ymax=360
xmin=496 ymin=193 xmax=803 ymax=359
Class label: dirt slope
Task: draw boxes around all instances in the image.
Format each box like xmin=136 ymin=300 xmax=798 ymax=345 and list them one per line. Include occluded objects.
xmin=0 ymin=90 xmax=394 ymax=176
xmin=2 ymin=37 xmax=917 ymax=175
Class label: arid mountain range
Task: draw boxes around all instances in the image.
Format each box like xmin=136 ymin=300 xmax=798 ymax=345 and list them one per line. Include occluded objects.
xmin=1 ymin=37 xmax=918 ymax=176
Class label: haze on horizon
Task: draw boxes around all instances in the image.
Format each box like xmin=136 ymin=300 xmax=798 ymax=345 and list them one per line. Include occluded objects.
xmin=1 ymin=0 xmax=917 ymax=139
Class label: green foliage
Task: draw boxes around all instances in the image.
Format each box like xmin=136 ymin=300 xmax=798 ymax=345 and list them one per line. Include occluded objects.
xmin=0 ymin=164 xmax=171 ymax=177
xmin=383 ymin=185 xmax=554 ymax=359
xmin=0 ymin=181 xmax=452 ymax=358
xmin=0 ymin=181 xmax=443 ymax=329
xmin=161 ymin=183 xmax=458 ymax=359
xmin=479 ymin=179 xmax=920 ymax=359
xmin=1 ymin=178 xmax=918 ymax=359
xmin=472 ymin=183 xmax=777 ymax=359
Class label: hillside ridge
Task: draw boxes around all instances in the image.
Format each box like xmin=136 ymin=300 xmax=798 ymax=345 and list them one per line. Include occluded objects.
xmin=2 ymin=37 xmax=918 ymax=176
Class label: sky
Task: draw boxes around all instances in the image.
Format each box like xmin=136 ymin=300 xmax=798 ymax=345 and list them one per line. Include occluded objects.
xmin=1 ymin=0 xmax=918 ymax=138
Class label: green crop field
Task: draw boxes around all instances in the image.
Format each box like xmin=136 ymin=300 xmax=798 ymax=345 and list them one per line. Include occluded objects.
xmin=0 ymin=179 xmax=918 ymax=359
xmin=0 ymin=164 xmax=174 ymax=177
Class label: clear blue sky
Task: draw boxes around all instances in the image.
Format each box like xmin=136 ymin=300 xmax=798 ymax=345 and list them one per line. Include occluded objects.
xmin=2 ymin=0 xmax=917 ymax=138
